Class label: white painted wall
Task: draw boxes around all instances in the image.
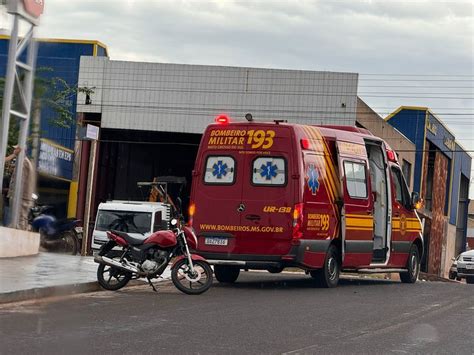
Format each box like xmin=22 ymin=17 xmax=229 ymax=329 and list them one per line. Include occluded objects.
xmin=0 ymin=227 xmax=39 ymax=257
xmin=77 ymin=57 xmax=358 ymax=134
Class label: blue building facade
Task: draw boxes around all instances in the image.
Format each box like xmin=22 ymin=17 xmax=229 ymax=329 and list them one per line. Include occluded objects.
xmin=0 ymin=37 xmax=108 ymax=216
xmin=387 ymin=107 xmax=471 ymax=275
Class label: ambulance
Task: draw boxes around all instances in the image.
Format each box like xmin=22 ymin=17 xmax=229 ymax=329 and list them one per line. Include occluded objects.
xmin=189 ymin=115 xmax=423 ymax=287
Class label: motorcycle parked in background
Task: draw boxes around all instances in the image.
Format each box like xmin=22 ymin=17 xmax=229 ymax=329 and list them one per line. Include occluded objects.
xmin=29 ymin=194 xmax=82 ymax=255
xmin=94 ymin=184 xmax=213 ymax=295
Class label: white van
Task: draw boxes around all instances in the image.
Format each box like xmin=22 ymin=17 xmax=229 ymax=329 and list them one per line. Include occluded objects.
xmin=91 ymin=201 xmax=172 ymax=250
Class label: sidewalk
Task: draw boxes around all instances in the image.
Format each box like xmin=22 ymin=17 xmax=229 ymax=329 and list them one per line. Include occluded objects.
xmin=0 ymin=252 xmax=100 ymax=304
xmin=0 ymin=252 xmax=172 ymax=304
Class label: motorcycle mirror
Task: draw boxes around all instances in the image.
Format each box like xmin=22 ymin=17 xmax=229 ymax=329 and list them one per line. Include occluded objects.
xmin=171 ymin=219 xmax=178 ymax=226
xmin=176 ymin=197 xmax=182 ymax=211
xmin=32 ymin=193 xmax=39 ymax=200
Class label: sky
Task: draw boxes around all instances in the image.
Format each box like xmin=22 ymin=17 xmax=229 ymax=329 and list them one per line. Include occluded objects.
xmin=1 ymin=0 xmax=473 ymax=191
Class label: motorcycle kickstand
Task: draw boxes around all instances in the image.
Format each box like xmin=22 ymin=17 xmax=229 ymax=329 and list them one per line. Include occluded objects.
xmin=147 ymin=277 xmax=158 ymax=292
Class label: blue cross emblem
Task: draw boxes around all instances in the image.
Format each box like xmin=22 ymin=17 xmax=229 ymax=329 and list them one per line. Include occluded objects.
xmin=212 ymin=160 xmax=228 ymax=179
xmin=259 ymin=162 xmax=278 ymax=180
xmin=307 ymin=164 xmax=320 ymax=195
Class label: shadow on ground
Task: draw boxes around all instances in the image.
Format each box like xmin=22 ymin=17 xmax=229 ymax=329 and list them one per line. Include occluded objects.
xmin=213 ymin=272 xmax=399 ymax=291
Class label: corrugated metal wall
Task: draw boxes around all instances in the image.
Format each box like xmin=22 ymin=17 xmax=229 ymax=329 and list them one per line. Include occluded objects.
xmin=77 ymin=57 xmax=359 ymax=133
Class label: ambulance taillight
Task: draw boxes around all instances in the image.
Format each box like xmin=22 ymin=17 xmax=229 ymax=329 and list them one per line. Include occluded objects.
xmin=188 ymin=202 xmax=196 ymax=227
xmin=292 ymin=203 xmax=304 ymax=244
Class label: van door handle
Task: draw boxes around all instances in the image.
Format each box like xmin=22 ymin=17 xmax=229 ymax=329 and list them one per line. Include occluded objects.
xmin=245 ymin=214 xmax=261 ymax=221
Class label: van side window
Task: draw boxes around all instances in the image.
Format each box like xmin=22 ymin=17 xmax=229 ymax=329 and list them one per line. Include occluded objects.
xmin=204 ymin=156 xmax=236 ymax=184
xmin=252 ymin=157 xmax=286 ymax=186
xmin=343 ymin=161 xmax=367 ymax=199
xmin=391 ymin=167 xmax=410 ymax=208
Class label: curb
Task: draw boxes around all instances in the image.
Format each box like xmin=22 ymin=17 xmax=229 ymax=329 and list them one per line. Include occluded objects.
xmin=0 ymin=282 xmax=102 ymax=305
xmin=0 ymin=279 xmax=159 ymax=305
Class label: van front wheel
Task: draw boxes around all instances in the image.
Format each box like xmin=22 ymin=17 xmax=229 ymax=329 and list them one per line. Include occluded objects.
xmin=310 ymin=245 xmax=340 ymax=288
xmin=399 ymin=245 xmax=420 ymax=284
xmin=214 ymin=265 xmax=240 ymax=283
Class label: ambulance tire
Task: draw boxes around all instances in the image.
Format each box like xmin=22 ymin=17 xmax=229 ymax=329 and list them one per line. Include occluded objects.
xmin=214 ymin=265 xmax=240 ymax=283
xmin=310 ymin=245 xmax=340 ymax=288
xmin=399 ymin=245 xmax=420 ymax=284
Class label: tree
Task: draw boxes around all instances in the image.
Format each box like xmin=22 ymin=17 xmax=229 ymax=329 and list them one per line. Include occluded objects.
xmin=0 ymin=67 xmax=77 ymax=160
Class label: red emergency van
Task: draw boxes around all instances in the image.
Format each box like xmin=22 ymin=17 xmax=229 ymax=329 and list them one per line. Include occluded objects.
xmin=189 ymin=116 xmax=423 ymax=287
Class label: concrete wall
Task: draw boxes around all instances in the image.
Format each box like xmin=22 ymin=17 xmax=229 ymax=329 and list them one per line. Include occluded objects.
xmin=356 ymin=98 xmax=416 ymax=189
xmin=0 ymin=227 xmax=40 ymax=257
xmin=77 ymin=57 xmax=359 ymax=134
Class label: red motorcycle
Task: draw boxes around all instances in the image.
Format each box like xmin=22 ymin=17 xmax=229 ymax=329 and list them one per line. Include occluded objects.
xmin=94 ymin=217 xmax=213 ymax=295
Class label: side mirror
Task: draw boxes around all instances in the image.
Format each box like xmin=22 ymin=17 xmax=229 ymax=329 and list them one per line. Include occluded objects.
xmin=411 ymin=192 xmax=422 ymax=210
xmin=32 ymin=193 xmax=39 ymax=200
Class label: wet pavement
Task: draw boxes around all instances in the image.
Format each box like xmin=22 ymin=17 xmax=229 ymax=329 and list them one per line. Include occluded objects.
xmin=0 ymin=252 xmax=171 ymax=300
xmin=0 ymin=252 xmax=98 ymax=294
xmin=0 ymin=272 xmax=472 ymax=354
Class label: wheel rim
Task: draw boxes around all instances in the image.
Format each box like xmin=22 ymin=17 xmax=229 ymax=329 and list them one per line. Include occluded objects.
xmin=328 ymin=256 xmax=337 ymax=281
xmin=100 ymin=265 xmax=128 ymax=286
xmin=175 ymin=262 xmax=210 ymax=291
xmin=410 ymin=254 xmax=418 ymax=279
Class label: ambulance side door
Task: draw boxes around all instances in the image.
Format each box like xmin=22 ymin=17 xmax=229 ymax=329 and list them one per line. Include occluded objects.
xmin=338 ymin=157 xmax=374 ymax=267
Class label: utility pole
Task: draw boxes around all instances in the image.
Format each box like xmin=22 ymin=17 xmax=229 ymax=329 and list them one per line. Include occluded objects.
xmin=0 ymin=0 xmax=43 ymax=228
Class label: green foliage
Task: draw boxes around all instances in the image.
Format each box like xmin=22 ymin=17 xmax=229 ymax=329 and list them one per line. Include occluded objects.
xmin=0 ymin=67 xmax=77 ymax=151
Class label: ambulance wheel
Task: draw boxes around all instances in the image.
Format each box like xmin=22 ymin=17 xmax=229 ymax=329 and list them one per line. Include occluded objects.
xmin=399 ymin=245 xmax=420 ymax=284
xmin=310 ymin=245 xmax=340 ymax=288
xmin=214 ymin=265 xmax=240 ymax=283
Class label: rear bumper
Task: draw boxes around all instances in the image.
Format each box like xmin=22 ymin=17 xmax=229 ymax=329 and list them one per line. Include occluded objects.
xmin=198 ymin=239 xmax=332 ymax=270
xmin=197 ymin=252 xmax=285 ymax=269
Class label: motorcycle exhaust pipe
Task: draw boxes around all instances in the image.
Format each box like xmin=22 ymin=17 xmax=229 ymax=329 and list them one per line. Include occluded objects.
xmin=94 ymin=255 xmax=145 ymax=276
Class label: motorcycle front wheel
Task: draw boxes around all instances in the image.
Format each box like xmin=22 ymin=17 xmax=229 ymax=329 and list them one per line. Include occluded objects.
xmin=171 ymin=259 xmax=213 ymax=295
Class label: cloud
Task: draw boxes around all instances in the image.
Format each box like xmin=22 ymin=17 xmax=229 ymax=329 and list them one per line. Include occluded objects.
xmin=31 ymin=0 xmax=473 ymax=156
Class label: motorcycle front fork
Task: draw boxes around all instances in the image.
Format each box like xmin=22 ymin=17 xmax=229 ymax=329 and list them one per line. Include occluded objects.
xmin=180 ymin=230 xmax=196 ymax=274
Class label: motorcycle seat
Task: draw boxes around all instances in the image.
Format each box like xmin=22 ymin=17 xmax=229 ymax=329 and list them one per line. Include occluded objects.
xmin=111 ymin=230 xmax=145 ymax=245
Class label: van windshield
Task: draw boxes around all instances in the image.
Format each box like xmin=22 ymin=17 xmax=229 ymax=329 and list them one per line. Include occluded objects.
xmin=95 ymin=210 xmax=152 ymax=234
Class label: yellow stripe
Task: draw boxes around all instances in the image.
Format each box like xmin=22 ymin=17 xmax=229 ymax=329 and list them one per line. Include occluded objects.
xmin=347 ymin=227 xmax=373 ymax=231
xmin=67 ymin=181 xmax=79 ymax=218
xmin=40 ymin=138 xmax=74 ymax=153
xmin=302 ymin=126 xmax=335 ymax=202
xmin=346 ymin=218 xmax=373 ymax=228
xmin=346 ymin=214 xmax=373 ymax=219
xmin=311 ymin=126 xmax=341 ymax=198
xmin=308 ymin=126 xmax=339 ymax=199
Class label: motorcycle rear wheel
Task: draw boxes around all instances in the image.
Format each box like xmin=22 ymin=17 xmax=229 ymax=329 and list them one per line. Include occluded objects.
xmin=97 ymin=261 xmax=132 ymax=291
xmin=171 ymin=259 xmax=213 ymax=295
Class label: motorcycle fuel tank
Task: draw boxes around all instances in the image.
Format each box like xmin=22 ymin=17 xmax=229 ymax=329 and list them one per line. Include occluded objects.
xmin=144 ymin=230 xmax=177 ymax=248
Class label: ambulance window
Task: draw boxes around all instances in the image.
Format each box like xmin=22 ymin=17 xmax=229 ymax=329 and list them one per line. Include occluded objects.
xmin=344 ymin=161 xmax=367 ymax=198
xmin=391 ymin=167 xmax=410 ymax=208
xmin=252 ymin=157 xmax=286 ymax=186
xmin=204 ymin=156 xmax=235 ymax=184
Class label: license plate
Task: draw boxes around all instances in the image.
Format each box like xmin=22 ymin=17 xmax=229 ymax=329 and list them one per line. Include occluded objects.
xmin=466 ymin=264 xmax=474 ymax=270
xmin=205 ymin=237 xmax=228 ymax=246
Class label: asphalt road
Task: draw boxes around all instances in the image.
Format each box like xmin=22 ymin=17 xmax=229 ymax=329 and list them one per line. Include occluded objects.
xmin=0 ymin=272 xmax=473 ymax=355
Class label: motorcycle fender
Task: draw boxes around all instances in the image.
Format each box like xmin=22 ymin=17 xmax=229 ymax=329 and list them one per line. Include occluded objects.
xmin=171 ymin=254 xmax=207 ymax=269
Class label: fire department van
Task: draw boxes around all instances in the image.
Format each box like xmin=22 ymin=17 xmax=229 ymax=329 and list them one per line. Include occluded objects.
xmin=189 ymin=115 xmax=423 ymax=288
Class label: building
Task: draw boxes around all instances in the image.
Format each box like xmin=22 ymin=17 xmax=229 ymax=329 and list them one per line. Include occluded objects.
xmin=387 ymin=107 xmax=471 ymax=277
xmin=356 ymin=98 xmax=416 ymax=189
xmin=74 ymin=57 xmax=359 ymax=248
xmin=0 ymin=36 xmax=108 ymax=217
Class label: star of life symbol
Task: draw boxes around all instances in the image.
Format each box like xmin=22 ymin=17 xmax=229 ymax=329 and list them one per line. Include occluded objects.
xmin=212 ymin=160 xmax=228 ymax=179
xmin=307 ymin=164 xmax=320 ymax=195
xmin=259 ymin=162 xmax=278 ymax=180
